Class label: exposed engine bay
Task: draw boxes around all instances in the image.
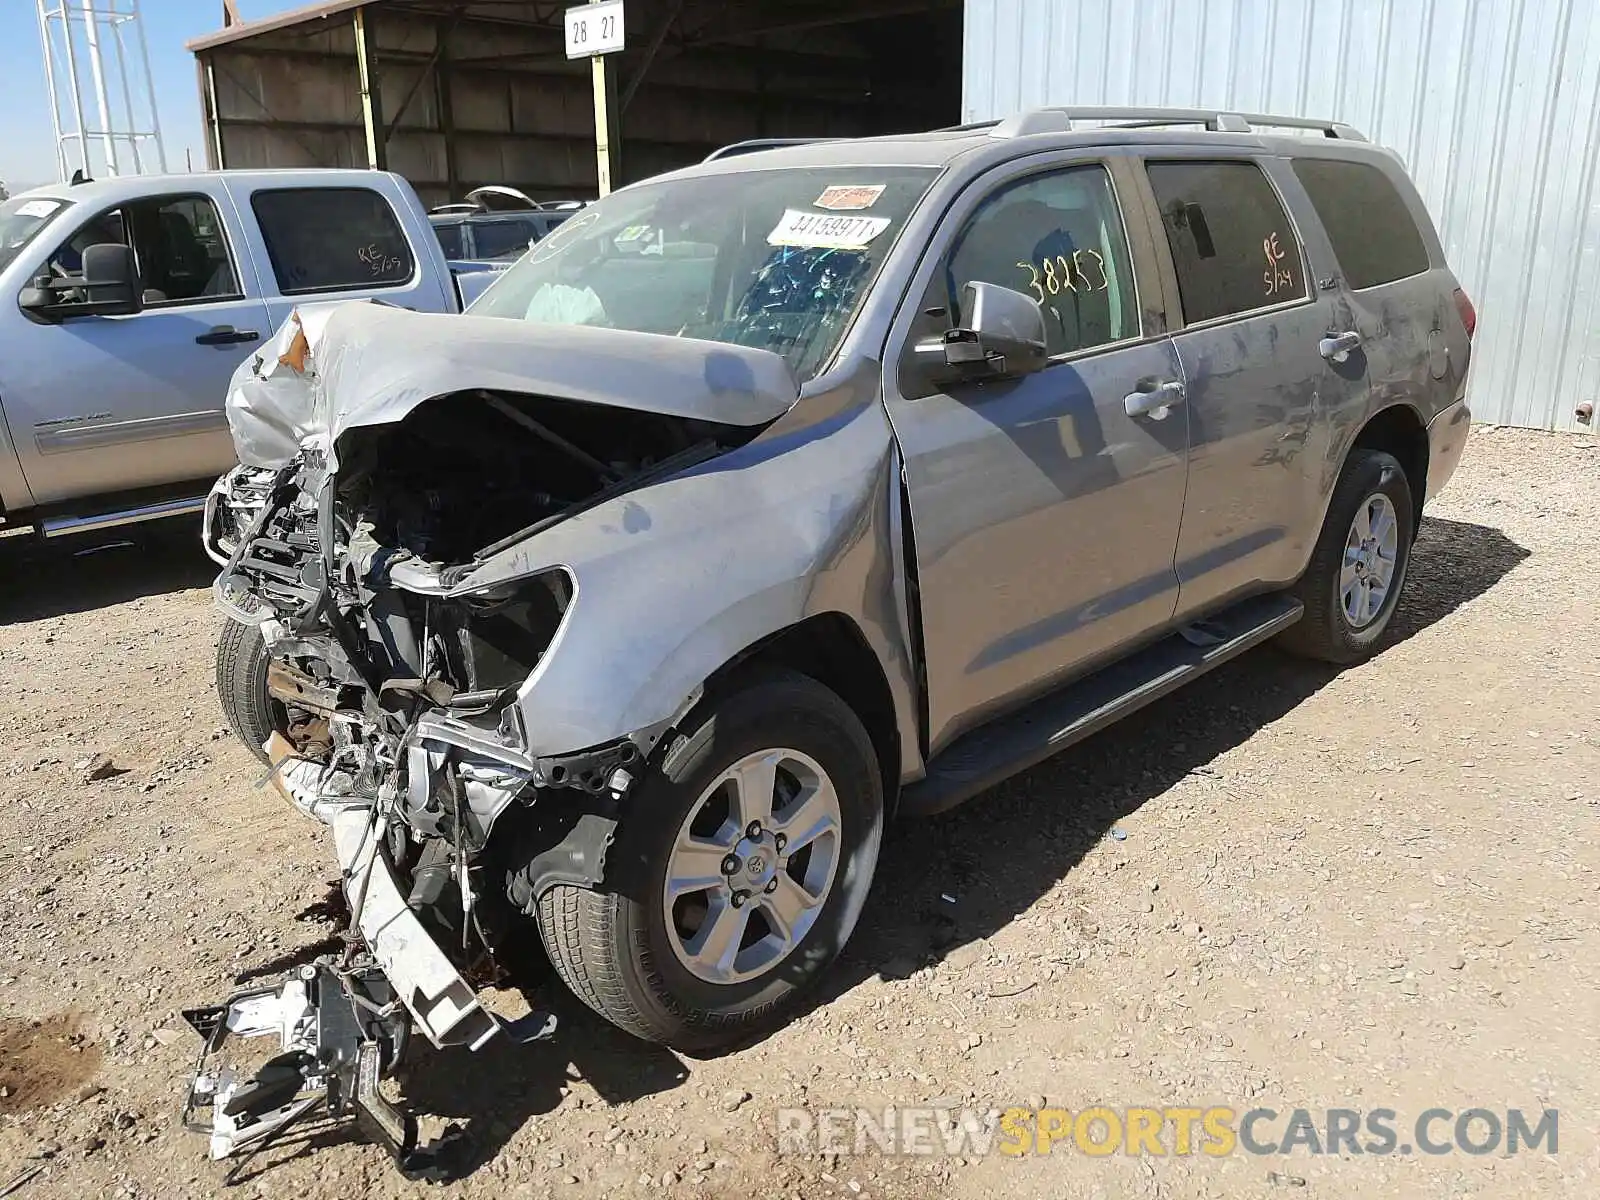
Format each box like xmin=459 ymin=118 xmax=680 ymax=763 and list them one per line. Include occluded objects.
xmin=189 ymin=301 xmax=798 ymax=1167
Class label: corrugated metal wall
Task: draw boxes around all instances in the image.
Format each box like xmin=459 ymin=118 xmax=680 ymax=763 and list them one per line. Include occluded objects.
xmin=964 ymin=0 xmax=1600 ymax=432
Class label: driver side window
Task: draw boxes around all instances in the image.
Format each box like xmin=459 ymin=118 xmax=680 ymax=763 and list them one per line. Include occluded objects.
xmin=45 ymin=193 xmax=241 ymax=307
xmin=922 ymin=164 xmax=1140 ymax=360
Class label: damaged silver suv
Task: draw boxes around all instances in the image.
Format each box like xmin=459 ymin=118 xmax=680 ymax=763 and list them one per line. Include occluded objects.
xmin=199 ymin=107 xmax=1472 ymax=1143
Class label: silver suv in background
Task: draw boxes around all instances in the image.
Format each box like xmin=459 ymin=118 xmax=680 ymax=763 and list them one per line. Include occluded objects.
xmin=195 ymin=107 xmax=1472 ymax=1152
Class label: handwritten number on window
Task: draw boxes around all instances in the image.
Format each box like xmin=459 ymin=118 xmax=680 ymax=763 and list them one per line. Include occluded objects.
xmin=1015 ymin=249 xmax=1109 ymax=303
xmin=1262 ymin=232 xmax=1294 ymax=296
xmin=358 ymin=243 xmax=403 ymax=277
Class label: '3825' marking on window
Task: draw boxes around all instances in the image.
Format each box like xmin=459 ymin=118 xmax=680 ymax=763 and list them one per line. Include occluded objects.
xmin=1017 ymin=249 xmax=1109 ymax=303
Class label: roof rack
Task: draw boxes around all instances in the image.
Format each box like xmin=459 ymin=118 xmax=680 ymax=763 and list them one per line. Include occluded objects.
xmin=988 ymin=107 xmax=1366 ymax=142
xmin=703 ymin=137 xmax=835 ymax=162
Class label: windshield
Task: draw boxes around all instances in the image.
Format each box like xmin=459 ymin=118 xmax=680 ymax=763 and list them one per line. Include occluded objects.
xmin=0 ymin=196 xmax=71 ymax=274
xmin=470 ymin=166 xmax=938 ymax=380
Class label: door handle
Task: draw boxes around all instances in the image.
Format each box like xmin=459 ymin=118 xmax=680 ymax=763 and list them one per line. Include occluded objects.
xmin=195 ymin=326 xmax=261 ymax=346
xmin=1123 ymin=379 xmax=1185 ymax=420
xmin=1319 ymin=330 xmax=1362 ymax=362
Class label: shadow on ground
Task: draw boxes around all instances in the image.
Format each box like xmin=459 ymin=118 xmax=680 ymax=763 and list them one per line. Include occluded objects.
xmin=0 ymin=516 xmax=214 ymax=624
xmin=226 ymin=515 xmax=1527 ymax=1179
xmin=832 ymin=515 xmax=1529 ymax=991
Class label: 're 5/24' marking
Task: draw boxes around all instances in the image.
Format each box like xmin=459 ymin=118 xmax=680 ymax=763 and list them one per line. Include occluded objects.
xmin=1016 ymin=249 xmax=1109 ymax=303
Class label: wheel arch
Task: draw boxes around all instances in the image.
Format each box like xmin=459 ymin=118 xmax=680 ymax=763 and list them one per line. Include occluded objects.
xmin=704 ymin=612 xmax=902 ymax=816
xmin=1349 ymin=403 xmax=1429 ymax=529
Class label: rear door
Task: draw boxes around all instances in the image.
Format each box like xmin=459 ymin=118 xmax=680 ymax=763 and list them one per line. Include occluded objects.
xmin=1287 ymin=155 xmax=1464 ymax=424
xmin=884 ymin=155 xmax=1190 ymax=754
xmin=0 ymin=184 xmax=271 ymax=504
xmin=227 ymin=180 xmax=455 ymax=330
xmin=1136 ymin=156 xmax=1370 ymax=619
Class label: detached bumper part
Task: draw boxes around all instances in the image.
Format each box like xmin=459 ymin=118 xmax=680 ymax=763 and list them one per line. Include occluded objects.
xmin=182 ymin=963 xmax=411 ymax=1164
xmin=330 ymin=808 xmax=498 ymax=1050
xmin=183 ymin=767 xmax=557 ymax=1171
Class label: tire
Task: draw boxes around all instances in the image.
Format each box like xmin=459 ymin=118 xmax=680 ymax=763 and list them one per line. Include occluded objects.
xmin=215 ymin=617 xmax=287 ymax=765
xmin=1279 ymin=448 xmax=1415 ymax=664
xmin=527 ymin=670 xmax=883 ymax=1053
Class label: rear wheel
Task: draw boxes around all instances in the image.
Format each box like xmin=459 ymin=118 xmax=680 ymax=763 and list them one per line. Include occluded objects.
xmin=215 ymin=617 xmax=289 ymax=765
xmin=528 ymin=671 xmax=883 ymax=1052
xmin=1279 ymin=448 xmax=1414 ymax=664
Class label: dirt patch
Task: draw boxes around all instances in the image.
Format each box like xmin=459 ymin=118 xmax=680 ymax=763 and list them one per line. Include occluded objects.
xmin=0 ymin=1014 xmax=102 ymax=1114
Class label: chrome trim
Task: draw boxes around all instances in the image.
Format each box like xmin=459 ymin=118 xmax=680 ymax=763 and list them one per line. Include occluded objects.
xmin=40 ymin=495 xmax=207 ymax=538
xmin=34 ymin=408 xmax=229 ymax=455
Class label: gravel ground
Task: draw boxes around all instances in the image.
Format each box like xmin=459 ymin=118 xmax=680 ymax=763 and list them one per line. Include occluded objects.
xmin=0 ymin=427 xmax=1595 ymax=1200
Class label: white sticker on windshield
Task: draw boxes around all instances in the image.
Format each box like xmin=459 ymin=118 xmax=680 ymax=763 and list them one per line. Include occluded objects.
xmin=16 ymin=200 xmax=59 ymax=218
xmin=767 ymin=209 xmax=891 ymax=250
xmin=815 ymin=184 xmax=886 ymax=211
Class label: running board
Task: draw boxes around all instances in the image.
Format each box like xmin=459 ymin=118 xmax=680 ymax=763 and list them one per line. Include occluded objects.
xmin=38 ymin=495 xmax=207 ymax=538
xmin=899 ymin=592 xmax=1304 ymax=817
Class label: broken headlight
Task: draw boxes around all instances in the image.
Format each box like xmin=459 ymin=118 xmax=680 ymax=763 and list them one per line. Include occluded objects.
xmin=425 ymin=569 xmax=574 ymax=703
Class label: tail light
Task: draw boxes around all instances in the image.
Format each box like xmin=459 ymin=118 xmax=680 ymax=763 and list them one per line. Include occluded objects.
xmin=1453 ymin=287 xmax=1477 ymax=340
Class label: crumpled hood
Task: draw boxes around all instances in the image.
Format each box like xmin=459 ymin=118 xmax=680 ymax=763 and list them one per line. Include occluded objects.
xmin=225 ymin=301 xmax=801 ymax=469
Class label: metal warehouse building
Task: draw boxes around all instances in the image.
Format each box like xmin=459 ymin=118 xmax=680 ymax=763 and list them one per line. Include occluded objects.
xmin=190 ymin=0 xmax=1599 ymax=432
xmin=186 ymin=1 xmax=963 ymax=201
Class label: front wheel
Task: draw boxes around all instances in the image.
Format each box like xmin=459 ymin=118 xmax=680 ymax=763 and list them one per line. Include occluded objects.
xmin=1279 ymin=448 xmax=1415 ymax=664
xmin=526 ymin=671 xmax=883 ymax=1052
xmin=215 ymin=617 xmax=289 ymax=765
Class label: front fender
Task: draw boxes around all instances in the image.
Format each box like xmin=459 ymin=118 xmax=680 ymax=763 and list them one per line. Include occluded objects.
xmin=452 ymin=369 xmax=920 ymax=776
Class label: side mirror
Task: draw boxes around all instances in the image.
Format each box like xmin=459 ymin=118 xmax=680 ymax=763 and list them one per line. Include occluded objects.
xmin=906 ymin=281 xmax=1049 ymax=395
xmin=949 ymin=281 xmax=1049 ymax=374
xmin=19 ymin=243 xmax=142 ymax=320
xmin=79 ymin=243 xmax=143 ymax=314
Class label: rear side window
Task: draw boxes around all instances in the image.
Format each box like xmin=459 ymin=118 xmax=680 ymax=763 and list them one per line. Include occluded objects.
xmin=473 ymin=218 xmax=537 ymax=261
xmin=1147 ymin=160 xmax=1307 ymax=324
xmin=432 ymin=221 xmax=466 ymax=260
xmin=251 ymin=187 xmax=414 ymax=294
xmin=1292 ymin=158 xmax=1430 ymax=289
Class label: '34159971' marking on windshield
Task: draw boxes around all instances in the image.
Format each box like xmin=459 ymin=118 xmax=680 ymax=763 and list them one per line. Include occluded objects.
xmin=767 ymin=209 xmax=892 ymax=250
xmin=1016 ymin=249 xmax=1109 ymax=303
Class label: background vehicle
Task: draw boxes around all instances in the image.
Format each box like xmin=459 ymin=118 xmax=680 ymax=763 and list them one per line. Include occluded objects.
xmin=0 ymin=169 xmax=470 ymax=540
xmin=209 ymin=107 xmax=1473 ymax=1067
xmin=429 ymin=187 xmax=586 ymax=276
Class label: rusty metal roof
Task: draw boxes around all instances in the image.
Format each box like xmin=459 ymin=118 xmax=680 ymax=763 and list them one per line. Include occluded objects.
xmin=186 ymin=0 xmax=380 ymax=53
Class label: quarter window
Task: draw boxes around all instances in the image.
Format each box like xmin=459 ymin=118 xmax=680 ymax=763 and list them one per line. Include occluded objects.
xmin=1146 ymin=160 xmax=1307 ymax=324
xmin=1292 ymin=158 xmax=1430 ymax=289
xmin=251 ymin=187 xmax=413 ymax=294
xmin=936 ymin=164 xmax=1139 ymax=358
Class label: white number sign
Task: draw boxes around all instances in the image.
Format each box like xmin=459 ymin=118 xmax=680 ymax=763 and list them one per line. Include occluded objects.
xmin=565 ymin=1 xmax=625 ymax=58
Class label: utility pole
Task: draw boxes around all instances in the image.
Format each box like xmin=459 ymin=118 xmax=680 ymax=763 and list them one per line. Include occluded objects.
xmin=564 ymin=1 xmax=625 ymax=196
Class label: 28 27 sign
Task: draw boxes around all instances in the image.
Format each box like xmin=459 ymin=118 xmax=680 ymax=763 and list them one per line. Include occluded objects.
xmin=565 ymin=1 xmax=625 ymax=58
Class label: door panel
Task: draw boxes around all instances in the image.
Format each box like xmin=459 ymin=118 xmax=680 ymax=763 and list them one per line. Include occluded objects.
xmin=0 ymin=187 xmax=269 ymax=505
xmin=882 ymin=157 xmax=1189 ymax=755
xmin=1140 ymin=157 xmax=1369 ymax=617
xmin=1287 ymin=155 xmax=1466 ymax=433
xmin=890 ymin=345 xmax=1190 ymax=752
xmin=1168 ymin=301 xmax=1344 ymax=608
xmin=3 ymin=298 xmax=268 ymax=505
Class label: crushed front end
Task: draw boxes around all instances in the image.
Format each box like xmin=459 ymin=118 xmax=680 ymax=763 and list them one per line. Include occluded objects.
xmin=186 ymin=302 xmax=788 ymax=1166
